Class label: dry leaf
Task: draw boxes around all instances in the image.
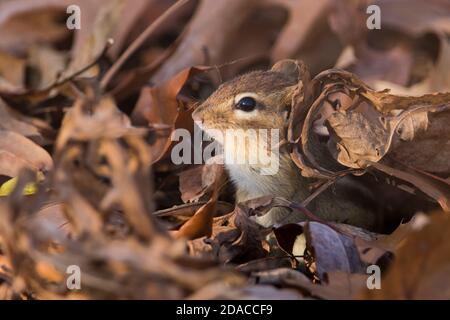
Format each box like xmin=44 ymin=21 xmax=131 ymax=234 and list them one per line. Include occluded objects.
xmin=0 ymin=130 xmax=52 ymax=177
xmin=361 ymin=213 xmax=450 ymax=299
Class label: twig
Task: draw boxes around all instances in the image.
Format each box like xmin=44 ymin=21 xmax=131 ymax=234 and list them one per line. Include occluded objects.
xmin=301 ymin=169 xmax=364 ymax=206
xmin=100 ymin=0 xmax=192 ymax=90
xmin=5 ymin=40 xmax=114 ymax=98
xmin=388 ymin=156 xmax=450 ymax=187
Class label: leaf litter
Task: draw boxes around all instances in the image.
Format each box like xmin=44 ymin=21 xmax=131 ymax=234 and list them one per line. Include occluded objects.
xmin=0 ymin=0 xmax=449 ymax=299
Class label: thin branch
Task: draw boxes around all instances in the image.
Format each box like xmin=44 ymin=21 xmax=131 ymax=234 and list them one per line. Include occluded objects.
xmin=4 ymin=40 xmax=114 ymax=98
xmin=100 ymin=0 xmax=192 ymax=91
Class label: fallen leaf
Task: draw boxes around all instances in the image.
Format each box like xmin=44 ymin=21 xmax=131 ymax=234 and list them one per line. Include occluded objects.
xmin=361 ymin=213 xmax=450 ymax=299
xmin=132 ymin=66 xmax=208 ymax=163
xmin=63 ymin=0 xmax=125 ymax=79
xmin=28 ymin=45 xmax=67 ymax=90
xmin=304 ymin=222 xmax=365 ymax=280
xmin=0 ymin=50 xmax=25 ymax=92
xmin=176 ymin=166 xmax=223 ymax=240
xmin=178 ymin=164 xmax=224 ymax=203
xmin=255 ymin=268 xmax=367 ymax=299
xmin=0 ymin=2 xmax=69 ymax=55
xmin=0 ymin=130 xmax=52 ymax=177
xmin=0 ymin=98 xmax=45 ymax=140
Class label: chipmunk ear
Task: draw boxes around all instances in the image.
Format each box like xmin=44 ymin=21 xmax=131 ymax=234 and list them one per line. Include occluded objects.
xmin=271 ymin=59 xmax=309 ymax=84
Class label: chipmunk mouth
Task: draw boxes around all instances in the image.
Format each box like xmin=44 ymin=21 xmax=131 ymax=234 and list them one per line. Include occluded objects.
xmin=193 ymin=120 xmax=221 ymax=143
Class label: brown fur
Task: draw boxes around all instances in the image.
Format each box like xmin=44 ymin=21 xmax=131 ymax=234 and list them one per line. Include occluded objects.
xmin=193 ymin=60 xmax=377 ymax=229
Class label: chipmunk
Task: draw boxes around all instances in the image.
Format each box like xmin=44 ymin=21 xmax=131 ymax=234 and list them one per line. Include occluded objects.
xmin=192 ymin=60 xmax=378 ymax=230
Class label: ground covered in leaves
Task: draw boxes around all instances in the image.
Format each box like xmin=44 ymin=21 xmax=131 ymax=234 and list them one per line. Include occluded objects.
xmin=0 ymin=0 xmax=449 ymax=299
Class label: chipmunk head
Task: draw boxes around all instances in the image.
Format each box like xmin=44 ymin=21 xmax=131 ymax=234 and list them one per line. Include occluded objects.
xmin=192 ymin=60 xmax=303 ymax=140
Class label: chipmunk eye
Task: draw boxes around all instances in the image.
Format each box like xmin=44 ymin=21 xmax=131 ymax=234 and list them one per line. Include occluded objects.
xmin=236 ymin=96 xmax=256 ymax=112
